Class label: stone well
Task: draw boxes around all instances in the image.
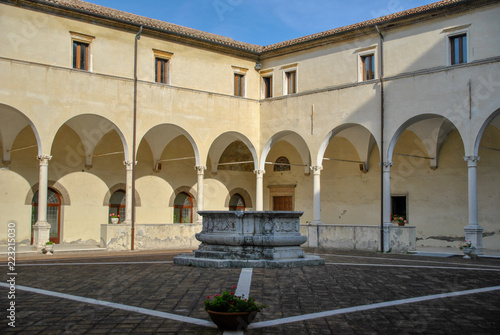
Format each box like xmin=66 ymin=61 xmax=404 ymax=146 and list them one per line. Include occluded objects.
xmin=173 ymin=211 xmax=324 ymax=268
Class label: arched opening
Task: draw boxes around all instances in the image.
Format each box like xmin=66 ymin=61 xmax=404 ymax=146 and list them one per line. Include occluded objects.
xmin=229 ymin=193 xmax=246 ymax=211
xmin=274 ymin=156 xmax=291 ymax=172
xmin=31 ymin=188 xmax=62 ymax=244
xmin=108 ymin=190 xmax=126 ymax=223
xmin=174 ymin=192 xmax=193 ymax=223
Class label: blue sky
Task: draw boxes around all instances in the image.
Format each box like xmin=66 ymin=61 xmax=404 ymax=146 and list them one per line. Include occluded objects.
xmin=87 ymin=0 xmax=437 ymax=46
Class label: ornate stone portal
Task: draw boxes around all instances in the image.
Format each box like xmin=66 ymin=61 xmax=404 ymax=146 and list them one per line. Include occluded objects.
xmin=174 ymin=211 xmax=324 ymax=268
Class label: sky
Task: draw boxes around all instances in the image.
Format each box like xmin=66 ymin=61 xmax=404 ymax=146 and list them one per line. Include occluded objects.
xmin=86 ymin=0 xmax=438 ymax=46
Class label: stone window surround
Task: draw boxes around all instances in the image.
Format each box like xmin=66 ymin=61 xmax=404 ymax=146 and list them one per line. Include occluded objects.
xmin=153 ymin=49 xmax=173 ymax=84
xmin=355 ymin=45 xmax=377 ymax=82
xmin=70 ymin=31 xmax=95 ymax=71
xmin=443 ymin=24 xmax=471 ymax=66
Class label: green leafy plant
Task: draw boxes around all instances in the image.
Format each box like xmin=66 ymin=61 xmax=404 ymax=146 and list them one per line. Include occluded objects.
xmin=45 ymin=241 xmax=54 ymax=245
xmin=459 ymin=240 xmax=475 ymax=251
xmin=392 ymin=215 xmax=407 ymax=224
xmin=109 ymin=213 xmax=120 ymax=219
xmin=203 ymin=286 xmax=267 ymax=313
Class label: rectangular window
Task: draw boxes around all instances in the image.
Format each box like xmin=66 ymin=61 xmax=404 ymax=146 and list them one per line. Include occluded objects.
xmin=73 ymin=41 xmax=89 ymax=70
xmin=361 ymin=54 xmax=374 ymax=81
xmin=285 ymin=70 xmax=297 ymax=94
xmin=155 ymin=58 xmax=169 ymax=83
xmin=234 ymin=73 xmax=245 ymax=96
xmin=391 ymin=195 xmax=407 ymax=218
xmin=263 ymin=76 xmax=272 ymax=98
xmin=450 ymin=34 xmax=467 ymax=65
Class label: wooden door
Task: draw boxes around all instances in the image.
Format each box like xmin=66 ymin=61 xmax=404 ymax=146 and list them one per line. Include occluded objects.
xmin=273 ymin=196 xmax=293 ymax=211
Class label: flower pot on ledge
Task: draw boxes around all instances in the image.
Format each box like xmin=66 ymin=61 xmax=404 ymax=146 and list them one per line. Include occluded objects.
xmin=111 ymin=217 xmax=119 ymax=224
xmin=206 ymin=310 xmax=258 ymax=331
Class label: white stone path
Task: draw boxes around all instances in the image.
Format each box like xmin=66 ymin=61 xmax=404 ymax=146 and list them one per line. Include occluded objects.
xmin=2 ymin=259 xmax=500 ymax=333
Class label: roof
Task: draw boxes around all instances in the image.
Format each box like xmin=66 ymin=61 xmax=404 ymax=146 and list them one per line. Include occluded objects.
xmin=13 ymin=0 xmax=485 ymax=55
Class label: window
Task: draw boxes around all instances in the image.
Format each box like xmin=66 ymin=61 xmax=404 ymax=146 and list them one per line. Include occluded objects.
xmin=234 ymin=73 xmax=245 ymax=96
xmin=174 ymin=192 xmax=193 ymax=223
xmin=274 ymin=156 xmax=291 ymax=172
xmin=263 ymin=76 xmax=273 ymax=98
xmin=450 ymin=34 xmax=467 ymax=65
xmin=31 ymin=188 xmax=61 ymax=244
xmin=229 ymin=194 xmax=245 ymax=211
xmin=361 ymin=54 xmax=375 ymax=81
xmin=285 ymin=70 xmax=297 ymax=94
xmin=155 ymin=58 xmax=169 ymax=83
xmin=70 ymin=32 xmax=94 ymax=71
xmin=73 ymin=41 xmax=89 ymax=70
xmin=391 ymin=195 xmax=407 ymax=219
xmin=109 ymin=190 xmax=126 ymax=223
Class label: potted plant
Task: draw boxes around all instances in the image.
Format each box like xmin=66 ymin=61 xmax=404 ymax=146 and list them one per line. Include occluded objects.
xmin=42 ymin=241 xmax=54 ymax=255
xmin=392 ymin=214 xmax=407 ymax=226
xmin=109 ymin=213 xmax=120 ymax=224
xmin=203 ymin=286 xmax=267 ymax=331
xmin=459 ymin=240 xmax=475 ymax=259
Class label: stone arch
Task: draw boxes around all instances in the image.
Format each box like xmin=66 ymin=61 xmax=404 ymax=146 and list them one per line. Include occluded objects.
xmin=473 ymin=108 xmax=500 ymax=156
xmin=260 ymin=131 xmax=311 ymax=174
xmin=387 ymin=114 xmax=464 ymax=166
xmin=168 ymin=186 xmax=197 ymax=207
xmin=25 ymin=181 xmax=71 ymax=205
xmin=102 ymin=183 xmax=142 ymax=206
xmin=207 ymin=131 xmax=258 ymax=174
xmin=224 ymin=188 xmax=253 ymax=209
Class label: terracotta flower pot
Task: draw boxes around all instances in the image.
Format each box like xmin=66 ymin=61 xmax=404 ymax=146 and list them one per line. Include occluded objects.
xmin=206 ymin=310 xmax=258 ymax=330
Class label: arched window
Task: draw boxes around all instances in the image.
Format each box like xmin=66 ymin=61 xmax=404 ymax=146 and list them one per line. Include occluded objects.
xmin=229 ymin=193 xmax=245 ymax=211
xmin=31 ymin=188 xmax=61 ymax=244
xmin=174 ymin=192 xmax=193 ymax=223
xmin=109 ymin=190 xmax=126 ymax=223
xmin=274 ymin=156 xmax=291 ymax=171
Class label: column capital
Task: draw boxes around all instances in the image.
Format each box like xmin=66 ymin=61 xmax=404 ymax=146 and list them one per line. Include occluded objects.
xmin=37 ymin=155 xmax=52 ymax=164
xmin=195 ymin=165 xmax=207 ymax=174
xmin=380 ymin=161 xmax=393 ymax=171
xmin=123 ymin=160 xmax=136 ymax=170
xmin=254 ymin=169 xmax=266 ymax=177
xmin=310 ymin=165 xmax=323 ymax=174
xmin=463 ymin=156 xmax=480 ymax=166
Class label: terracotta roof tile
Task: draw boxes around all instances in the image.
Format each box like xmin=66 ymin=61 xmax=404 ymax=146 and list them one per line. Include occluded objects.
xmin=31 ymin=0 xmax=468 ymax=54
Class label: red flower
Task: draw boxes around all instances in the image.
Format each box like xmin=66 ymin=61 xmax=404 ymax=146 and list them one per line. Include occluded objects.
xmin=232 ymin=285 xmax=237 ymax=289
xmin=206 ymin=295 xmax=211 ymax=299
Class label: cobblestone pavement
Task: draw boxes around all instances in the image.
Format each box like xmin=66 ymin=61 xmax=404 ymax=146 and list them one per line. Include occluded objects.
xmin=1 ymin=250 xmax=499 ymax=334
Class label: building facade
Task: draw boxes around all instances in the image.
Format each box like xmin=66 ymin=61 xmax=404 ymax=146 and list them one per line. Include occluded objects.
xmin=0 ymin=0 xmax=499 ymax=252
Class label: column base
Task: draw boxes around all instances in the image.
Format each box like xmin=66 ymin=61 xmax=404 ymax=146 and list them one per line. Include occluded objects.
xmin=464 ymin=224 xmax=484 ymax=255
xmin=382 ymin=222 xmax=392 ymax=253
xmin=308 ymin=221 xmax=322 ymax=248
xmin=32 ymin=221 xmax=51 ymax=250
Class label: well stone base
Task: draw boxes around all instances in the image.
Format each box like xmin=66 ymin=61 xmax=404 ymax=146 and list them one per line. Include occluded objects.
xmin=173 ymin=253 xmax=324 ymax=268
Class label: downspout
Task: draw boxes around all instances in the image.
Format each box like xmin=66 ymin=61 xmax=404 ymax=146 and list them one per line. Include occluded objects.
xmin=375 ymin=25 xmax=385 ymax=252
xmin=131 ymin=25 xmax=143 ymax=251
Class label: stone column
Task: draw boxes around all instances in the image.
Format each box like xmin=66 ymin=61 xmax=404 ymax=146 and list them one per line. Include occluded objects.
xmin=308 ymin=165 xmax=323 ymax=247
xmin=382 ymin=161 xmax=393 ymax=252
xmin=195 ymin=166 xmax=206 ymax=223
xmin=254 ymin=169 xmax=265 ymax=211
xmin=463 ymin=156 xmax=483 ymax=254
xmin=33 ymin=155 xmax=52 ymax=249
xmin=123 ymin=160 xmax=134 ymax=224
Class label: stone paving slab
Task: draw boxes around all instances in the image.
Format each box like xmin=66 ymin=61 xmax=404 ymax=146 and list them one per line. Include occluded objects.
xmin=1 ymin=250 xmax=499 ymax=334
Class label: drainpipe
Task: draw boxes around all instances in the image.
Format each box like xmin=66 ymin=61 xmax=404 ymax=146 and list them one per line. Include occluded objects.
xmin=375 ymin=25 xmax=385 ymax=252
xmin=131 ymin=26 xmax=143 ymax=251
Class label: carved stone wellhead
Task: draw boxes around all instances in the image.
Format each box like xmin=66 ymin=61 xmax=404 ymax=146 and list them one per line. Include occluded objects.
xmin=174 ymin=211 xmax=324 ymax=268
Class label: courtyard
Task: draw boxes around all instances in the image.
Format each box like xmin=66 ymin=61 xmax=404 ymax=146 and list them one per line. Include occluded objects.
xmin=1 ymin=249 xmax=499 ymax=334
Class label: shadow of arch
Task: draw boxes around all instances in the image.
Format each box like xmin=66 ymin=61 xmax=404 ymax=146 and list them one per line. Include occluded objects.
xmin=102 ymin=183 xmax=141 ymax=206
xmin=224 ymin=188 xmax=253 ymax=209
xmin=25 ymin=181 xmax=71 ymax=205
xmin=168 ymin=186 xmax=198 ymax=207
xmin=474 ymin=108 xmax=500 ymax=156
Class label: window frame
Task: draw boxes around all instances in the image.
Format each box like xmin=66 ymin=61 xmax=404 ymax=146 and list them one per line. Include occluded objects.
xmin=443 ymin=25 xmax=470 ymax=66
xmin=449 ymin=33 xmax=468 ymax=65
xmin=262 ymin=74 xmax=273 ymax=99
xmin=284 ymin=69 xmax=297 ymax=95
xmin=356 ymin=45 xmax=377 ymax=82
xmin=153 ymin=49 xmax=173 ymax=84
xmin=70 ymin=32 xmax=94 ymax=71
xmin=173 ymin=192 xmax=193 ymax=224
xmin=232 ymin=66 xmax=248 ymax=97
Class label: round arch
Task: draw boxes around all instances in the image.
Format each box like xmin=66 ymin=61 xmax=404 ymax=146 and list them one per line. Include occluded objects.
xmin=168 ymin=186 xmax=197 ymax=207
xmin=224 ymin=187 xmax=253 ymax=209
xmin=387 ymin=114 xmax=464 ymax=165
xmin=0 ymin=103 xmax=43 ymax=160
xmin=102 ymin=183 xmax=142 ymax=207
xmin=25 ymin=180 xmax=71 ymax=205
xmin=473 ymin=108 xmax=500 ymax=156
xmin=207 ymin=132 xmax=258 ymax=174
xmin=260 ymin=131 xmax=311 ymax=174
